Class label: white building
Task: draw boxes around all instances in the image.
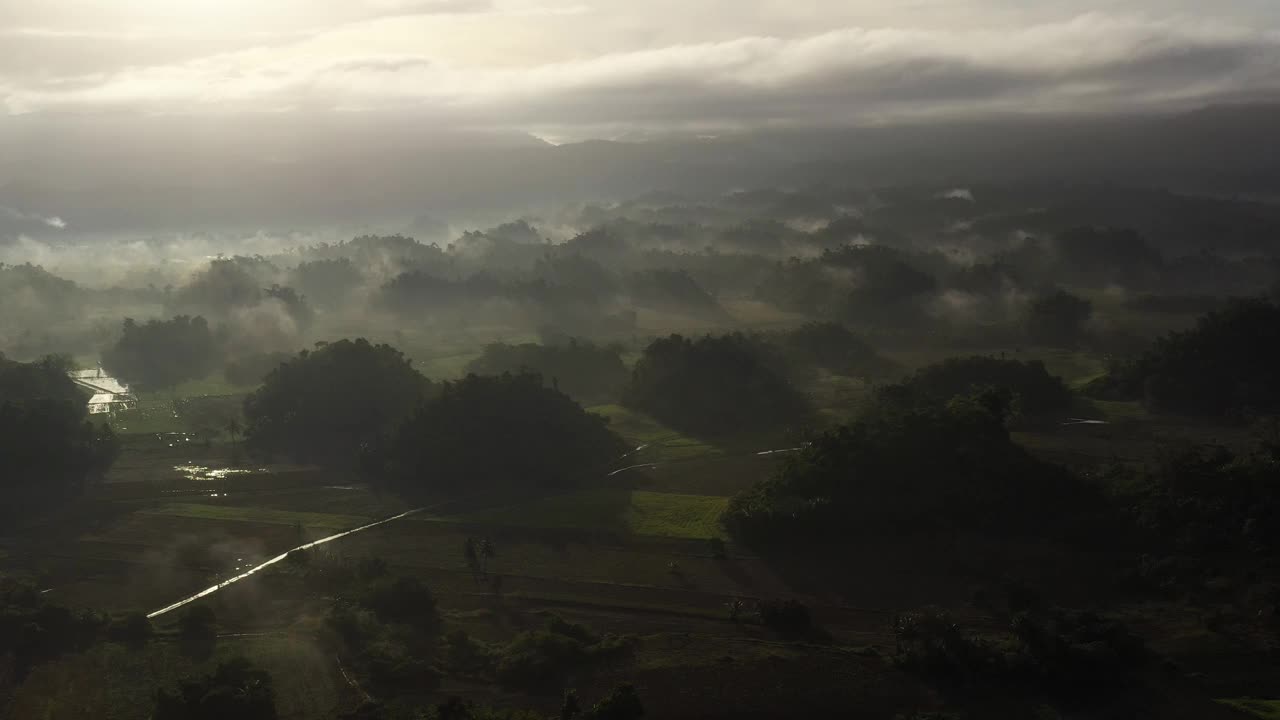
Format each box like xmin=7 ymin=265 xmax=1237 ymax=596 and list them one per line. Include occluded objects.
xmin=71 ymin=367 xmax=138 ymax=414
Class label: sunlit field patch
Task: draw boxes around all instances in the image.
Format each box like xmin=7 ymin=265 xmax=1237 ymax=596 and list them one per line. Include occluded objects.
xmin=455 ymin=488 xmax=729 ymax=539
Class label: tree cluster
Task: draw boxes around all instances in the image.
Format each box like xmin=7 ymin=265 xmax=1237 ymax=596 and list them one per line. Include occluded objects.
xmin=876 ymin=355 xmax=1074 ymax=418
xmin=0 ymin=354 xmax=119 ymax=520
xmin=102 ymin=315 xmax=221 ymax=391
xmin=243 ymin=339 xmax=432 ymax=467
xmin=1085 ymin=298 xmax=1280 ymax=415
xmin=623 ymin=333 xmax=811 ymax=438
xmin=375 ymin=372 xmax=625 ymax=501
xmin=724 ymin=392 xmax=1101 ymax=543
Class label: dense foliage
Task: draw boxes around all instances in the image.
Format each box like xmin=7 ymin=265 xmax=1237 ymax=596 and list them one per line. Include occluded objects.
xmin=876 ymin=356 xmax=1073 ymax=417
xmin=1086 ymin=298 xmax=1280 ymax=415
xmin=893 ymin=607 xmax=1146 ymax=700
xmin=243 ymin=339 xmax=432 ymax=466
xmin=374 ymin=372 xmax=625 ymax=501
xmin=724 ymin=393 xmax=1100 ymax=542
xmin=623 ymin=333 xmax=811 ymax=437
xmin=1122 ymin=438 xmax=1280 ymax=554
xmin=0 ymin=578 xmax=106 ymax=679
xmin=291 ymin=258 xmax=363 ymax=308
xmin=756 ymin=245 xmax=939 ymax=326
xmin=775 ymin=322 xmax=892 ymax=378
xmin=465 ymin=340 xmax=628 ymax=403
xmin=154 ymin=657 xmax=277 ymax=720
xmin=0 ymin=355 xmax=118 ymax=520
xmin=102 ymin=315 xmax=221 ymax=391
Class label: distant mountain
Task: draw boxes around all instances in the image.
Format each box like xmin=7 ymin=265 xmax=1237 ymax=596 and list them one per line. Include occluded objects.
xmin=3 ymin=103 xmax=1280 ymax=236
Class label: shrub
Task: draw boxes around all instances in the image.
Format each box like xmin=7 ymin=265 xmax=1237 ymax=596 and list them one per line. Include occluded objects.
xmin=493 ymin=616 xmax=633 ymax=692
xmin=360 ymin=576 xmax=440 ymax=631
xmin=756 ymin=599 xmax=812 ymax=634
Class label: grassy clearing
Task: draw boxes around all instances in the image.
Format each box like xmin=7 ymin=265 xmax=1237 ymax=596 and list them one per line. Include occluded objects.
xmin=139 ymin=502 xmax=369 ymax=531
xmin=110 ymin=397 xmax=186 ymax=435
xmin=456 ymin=488 xmax=729 ymax=540
xmin=217 ymin=486 xmax=409 ymax=518
xmin=589 ymin=404 xmax=720 ymax=461
xmin=1218 ymin=698 xmax=1280 ymax=719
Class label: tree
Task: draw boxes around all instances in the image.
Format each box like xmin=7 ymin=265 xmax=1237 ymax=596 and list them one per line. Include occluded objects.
xmin=291 ymin=258 xmax=362 ymax=309
xmin=101 ymin=315 xmax=221 ymax=391
xmin=154 ymin=656 xmax=277 ymax=720
xmin=876 ymin=356 xmax=1073 ymax=418
xmin=373 ymin=373 xmax=625 ymax=501
xmin=623 ymin=334 xmax=812 ymax=437
xmin=177 ymin=606 xmax=218 ymax=659
xmin=0 ymin=355 xmax=119 ymax=521
xmin=465 ymin=340 xmax=628 ymax=404
xmin=778 ymin=322 xmax=892 ymax=378
xmin=1050 ymin=226 xmax=1163 ymax=288
xmin=724 ymin=393 xmax=1101 ymax=543
xmin=172 ymin=257 xmax=271 ymax=313
xmin=1026 ymin=290 xmax=1092 ymax=348
xmin=243 ymin=339 xmax=432 ymax=467
xmin=561 ymin=689 xmax=582 ymax=720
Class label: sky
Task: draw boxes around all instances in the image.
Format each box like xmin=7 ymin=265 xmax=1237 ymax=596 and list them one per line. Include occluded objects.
xmin=2 ymin=0 xmax=1279 ymax=141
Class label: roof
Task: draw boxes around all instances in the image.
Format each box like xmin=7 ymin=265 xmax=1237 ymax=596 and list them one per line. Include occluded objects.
xmin=71 ymin=367 xmax=131 ymax=395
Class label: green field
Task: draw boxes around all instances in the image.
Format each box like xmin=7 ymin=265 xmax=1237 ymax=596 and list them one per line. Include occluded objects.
xmin=589 ymin=404 xmax=721 ymax=461
xmin=455 ymin=488 xmax=729 ymax=539
xmin=139 ymin=502 xmax=370 ymax=531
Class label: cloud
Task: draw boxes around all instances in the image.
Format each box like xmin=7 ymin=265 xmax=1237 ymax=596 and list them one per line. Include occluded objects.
xmin=1 ymin=206 xmax=68 ymax=230
xmin=2 ymin=11 xmax=1279 ymax=132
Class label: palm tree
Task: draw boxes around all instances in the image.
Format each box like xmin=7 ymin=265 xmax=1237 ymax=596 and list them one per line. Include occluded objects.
xmin=463 ymin=537 xmax=479 ymax=581
xmin=479 ymin=537 xmax=495 ymax=576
